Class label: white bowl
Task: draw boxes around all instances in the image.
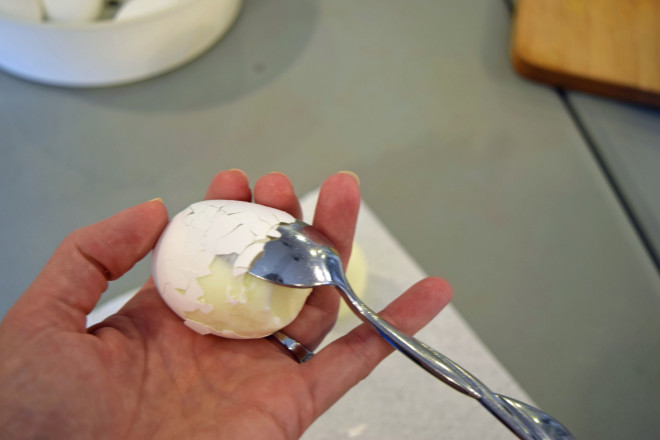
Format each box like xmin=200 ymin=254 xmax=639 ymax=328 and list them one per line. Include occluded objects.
xmin=0 ymin=0 xmax=242 ymax=87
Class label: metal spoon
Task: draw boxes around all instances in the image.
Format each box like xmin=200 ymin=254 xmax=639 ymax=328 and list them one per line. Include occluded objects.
xmin=249 ymin=220 xmax=574 ymax=440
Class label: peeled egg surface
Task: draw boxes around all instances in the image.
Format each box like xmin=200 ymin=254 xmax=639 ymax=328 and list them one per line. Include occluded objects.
xmin=152 ymin=200 xmax=312 ymax=339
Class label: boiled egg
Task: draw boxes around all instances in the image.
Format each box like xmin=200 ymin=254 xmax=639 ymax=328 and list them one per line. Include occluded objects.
xmin=152 ymin=200 xmax=312 ymax=339
xmin=114 ymin=0 xmax=182 ymax=21
xmin=41 ymin=0 xmax=104 ymax=22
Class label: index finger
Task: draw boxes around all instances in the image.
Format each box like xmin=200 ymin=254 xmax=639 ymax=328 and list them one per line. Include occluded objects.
xmin=312 ymin=171 xmax=361 ymax=265
xmin=204 ymin=169 xmax=252 ymax=201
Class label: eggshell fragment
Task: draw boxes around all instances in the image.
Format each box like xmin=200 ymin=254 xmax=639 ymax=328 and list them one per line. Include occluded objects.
xmin=152 ymin=200 xmax=312 ymax=339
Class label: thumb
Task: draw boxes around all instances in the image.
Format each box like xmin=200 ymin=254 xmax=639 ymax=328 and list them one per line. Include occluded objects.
xmin=8 ymin=199 xmax=168 ymax=333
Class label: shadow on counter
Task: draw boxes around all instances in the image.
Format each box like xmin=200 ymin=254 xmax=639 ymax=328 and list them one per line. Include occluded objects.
xmin=0 ymin=0 xmax=319 ymax=113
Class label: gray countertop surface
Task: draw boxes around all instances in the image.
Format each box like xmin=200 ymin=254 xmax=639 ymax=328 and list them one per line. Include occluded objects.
xmin=567 ymin=92 xmax=660 ymax=263
xmin=1 ymin=1 xmax=659 ymax=439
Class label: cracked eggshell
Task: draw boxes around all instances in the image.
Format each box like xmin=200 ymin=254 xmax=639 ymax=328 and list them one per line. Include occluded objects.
xmin=152 ymin=200 xmax=312 ymax=339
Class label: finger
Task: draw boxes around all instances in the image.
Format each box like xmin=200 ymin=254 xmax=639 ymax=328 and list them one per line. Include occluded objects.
xmin=204 ymin=169 xmax=252 ymax=201
xmin=270 ymin=172 xmax=360 ymax=350
xmin=253 ymin=172 xmax=303 ymax=219
xmin=279 ymin=172 xmax=361 ymax=349
xmin=252 ymin=172 xmax=321 ymax=346
xmin=305 ymin=277 xmax=453 ymax=414
xmin=313 ymin=171 xmax=360 ymax=263
xmin=9 ymin=199 xmax=169 ymax=333
xmin=279 ymin=172 xmax=361 ymax=348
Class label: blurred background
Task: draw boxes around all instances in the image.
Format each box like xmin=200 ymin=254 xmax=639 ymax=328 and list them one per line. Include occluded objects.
xmin=1 ymin=1 xmax=659 ymax=438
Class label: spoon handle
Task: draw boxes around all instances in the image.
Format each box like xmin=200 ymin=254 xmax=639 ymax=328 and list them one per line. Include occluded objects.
xmin=333 ymin=281 xmax=573 ymax=440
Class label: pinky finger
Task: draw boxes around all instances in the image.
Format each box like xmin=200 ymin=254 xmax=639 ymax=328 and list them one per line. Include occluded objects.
xmin=303 ymin=277 xmax=452 ymax=416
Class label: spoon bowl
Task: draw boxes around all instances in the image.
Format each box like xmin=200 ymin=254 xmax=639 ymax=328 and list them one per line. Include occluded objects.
xmin=249 ymin=220 xmax=574 ymax=440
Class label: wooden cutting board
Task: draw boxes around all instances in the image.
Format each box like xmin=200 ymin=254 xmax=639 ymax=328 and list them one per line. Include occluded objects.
xmin=511 ymin=0 xmax=660 ymax=107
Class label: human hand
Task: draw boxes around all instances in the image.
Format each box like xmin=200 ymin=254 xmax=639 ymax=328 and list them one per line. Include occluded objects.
xmin=0 ymin=170 xmax=452 ymax=439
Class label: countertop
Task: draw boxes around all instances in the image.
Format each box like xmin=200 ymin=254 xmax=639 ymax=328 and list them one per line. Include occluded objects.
xmin=1 ymin=1 xmax=659 ymax=438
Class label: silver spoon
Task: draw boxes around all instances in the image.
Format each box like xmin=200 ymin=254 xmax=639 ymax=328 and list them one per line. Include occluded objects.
xmin=248 ymin=220 xmax=574 ymax=440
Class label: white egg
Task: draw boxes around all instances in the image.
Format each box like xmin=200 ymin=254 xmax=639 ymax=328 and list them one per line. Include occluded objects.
xmin=42 ymin=0 xmax=104 ymax=22
xmin=114 ymin=0 xmax=182 ymax=21
xmin=0 ymin=0 xmax=44 ymax=21
xmin=152 ymin=200 xmax=312 ymax=339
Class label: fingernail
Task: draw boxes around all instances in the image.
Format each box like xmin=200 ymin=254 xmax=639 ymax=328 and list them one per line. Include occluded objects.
xmin=148 ymin=197 xmax=164 ymax=204
xmin=227 ymin=168 xmax=248 ymax=178
xmin=338 ymin=170 xmax=360 ymax=186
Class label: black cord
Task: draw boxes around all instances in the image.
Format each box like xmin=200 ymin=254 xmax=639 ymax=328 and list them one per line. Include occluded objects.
xmin=555 ymin=89 xmax=660 ymax=272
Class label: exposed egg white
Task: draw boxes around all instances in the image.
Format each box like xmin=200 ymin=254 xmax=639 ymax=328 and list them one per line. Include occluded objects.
xmin=42 ymin=0 xmax=104 ymax=22
xmin=152 ymin=200 xmax=312 ymax=339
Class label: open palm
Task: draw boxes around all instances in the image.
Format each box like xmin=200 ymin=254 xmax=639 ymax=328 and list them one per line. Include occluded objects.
xmin=0 ymin=170 xmax=451 ymax=439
